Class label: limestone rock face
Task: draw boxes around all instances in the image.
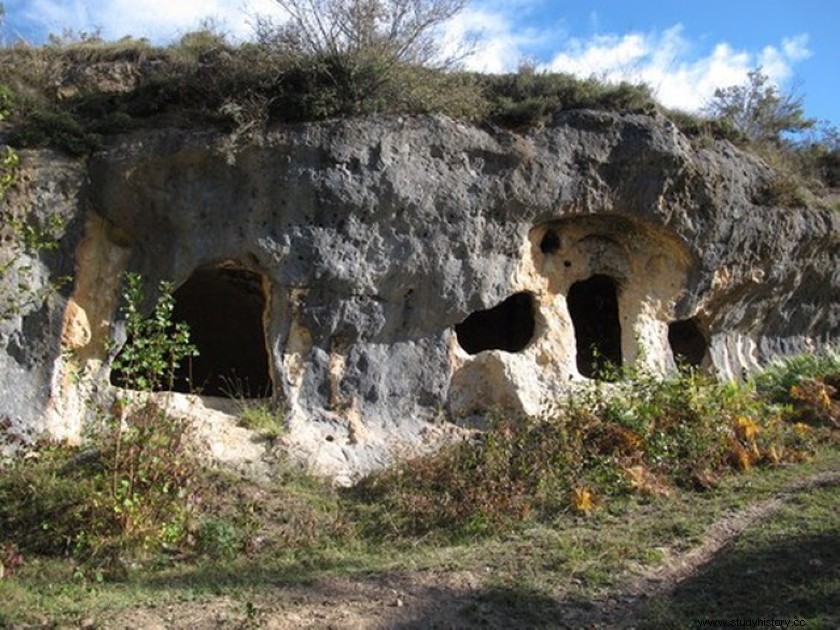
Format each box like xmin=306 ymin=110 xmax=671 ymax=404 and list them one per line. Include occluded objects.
xmin=0 ymin=152 xmax=86 ymax=452
xmin=2 ymin=111 xmax=838 ymax=478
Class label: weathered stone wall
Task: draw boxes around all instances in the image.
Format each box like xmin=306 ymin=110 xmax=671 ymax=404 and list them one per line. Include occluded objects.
xmin=2 ymin=111 xmax=838 ymax=477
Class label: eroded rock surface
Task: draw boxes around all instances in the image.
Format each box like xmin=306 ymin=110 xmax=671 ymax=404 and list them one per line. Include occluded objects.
xmin=2 ymin=111 xmax=838 ymax=478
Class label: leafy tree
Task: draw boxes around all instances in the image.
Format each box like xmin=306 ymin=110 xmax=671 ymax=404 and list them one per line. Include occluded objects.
xmin=704 ymin=68 xmax=815 ymax=145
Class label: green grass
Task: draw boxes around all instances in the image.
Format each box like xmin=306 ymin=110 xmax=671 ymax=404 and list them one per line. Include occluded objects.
xmin=1 ymin=449 xmax=837 ymax=627
xmin=641 ymin=474 xmax=840 ymax=628
xmin=234 ymin=402 xmax=285 ymax=440
xmin=1 ymin=356 xmax=838 ymax=626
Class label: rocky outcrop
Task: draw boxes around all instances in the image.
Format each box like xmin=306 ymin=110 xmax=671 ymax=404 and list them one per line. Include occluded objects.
xmin=2 ymin=111 xmax=838 ymax=478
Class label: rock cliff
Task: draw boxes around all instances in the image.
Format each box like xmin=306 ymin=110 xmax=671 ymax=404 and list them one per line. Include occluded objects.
xmin=2 ymin=111 xmax=838 ymax=479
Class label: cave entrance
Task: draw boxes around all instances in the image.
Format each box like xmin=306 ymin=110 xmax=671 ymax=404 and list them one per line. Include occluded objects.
xmin=567 ymin=274 xmax=622 ymax=378
xmin=169 ymin=264 xmax=272 ymax=397
xmin=455 ymin=292 xmax=535 ymax=355
xmin=110 ymin=265 xmax=273 ymax=397
xmin=668 ymin=318 xmax=708 ymax=368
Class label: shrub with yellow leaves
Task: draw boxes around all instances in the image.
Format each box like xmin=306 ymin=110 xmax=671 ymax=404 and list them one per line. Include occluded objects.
xmin=734 ymin=416 xmax=761 ymax=441
xmin=728 ymin=438 xmax=755 ymax=471
xmin=570 ymin=486 xmax=594 ymax=515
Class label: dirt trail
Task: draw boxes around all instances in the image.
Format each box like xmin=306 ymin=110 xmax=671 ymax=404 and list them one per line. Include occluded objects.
xmin=602 ymin=468 xmax=840 ymax=627
xmin=107 ymin=468 xmax=840 ymax=629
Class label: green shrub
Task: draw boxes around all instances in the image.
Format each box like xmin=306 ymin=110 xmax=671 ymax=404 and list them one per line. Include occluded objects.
xmin=110 ymin=272 xmax=197 ymax=391
xmin=195 ymin=516 xmax=245 ymax=560
xmin=99 ymin=399 xmax=201 ymax=549
xmin=0 ymin=84 xmax=12 ymax=120
xmin=753 ymin=349 xmax=840 ymax=404
xmin=752 ymin=349 xmax=840 ymax=428
xmin=818 ymin=148 xmax=840 ymax=187
xmin=352 ymin=366 xmax=826 ymax=541
xmin=0 ymin=403 xmax=201 ymax=560
xmin=704 ymin=68 xmax=815 ymax=146
xmin=0 ymin=38 xmax=664 ymax=145
xmin=0 ymin=144 xmax=18 ymax=197
xmin=1 ymin=85 xmax=20 ymax=198
xmin=754 ymin=172 xmax=809 ymax=207
xmin=0 ymin=274 xmax=205 ymax=572
xmin=172 ymin=27 xmax=231 ymax=63
xmin=478 ymin=72 xmax=655 ymax=128
xmin=0 ymin=443 xmax=118 ymax=557
xmin=7 ymin=108 xmax=101 ymax=156
xmin=665 ymin=109 xmax=745 ymax=144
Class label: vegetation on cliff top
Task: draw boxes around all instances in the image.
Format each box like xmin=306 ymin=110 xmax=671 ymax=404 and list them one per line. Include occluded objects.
xmin=0 ymin=33 xmax=657 ymax=140
xmin=0 ymin=27 xmax=835 ymax=205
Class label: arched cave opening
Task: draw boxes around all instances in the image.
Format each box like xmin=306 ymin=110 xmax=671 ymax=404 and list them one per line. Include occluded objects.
xmin=111 ymin=265 xmax=273 ymax=397
xmin=668 ymin=318 xmax=708 ymax=368
xmin=567 ymin=274 xmax=622 ymax=378
xmin=455 ymin=292 xmax=535 ymax=355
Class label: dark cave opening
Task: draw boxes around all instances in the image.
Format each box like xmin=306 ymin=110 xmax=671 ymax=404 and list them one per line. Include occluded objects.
xmin=111 ymin=265 xmax=273 ymax=397
xmin=455 ymin=292 xmax=535 ymax=355
xmin=668 ymin=318 xmax=708 ymax=368
xmin=171 ymin=265 xmax=272 ymax=397
xmin=540 ymin=229 xmax=561 ymax=254
xmin=567 ymin=274 xmax=622 ymax=378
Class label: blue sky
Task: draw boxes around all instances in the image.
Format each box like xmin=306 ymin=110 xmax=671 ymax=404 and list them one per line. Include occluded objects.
xmin=2 ymin=0 xmax=837 ymax=126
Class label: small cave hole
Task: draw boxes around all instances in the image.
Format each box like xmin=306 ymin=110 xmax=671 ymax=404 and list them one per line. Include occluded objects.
xmin=455 ymin=292 xmax=535 ymax=355
xmin=568 ymin=274 xmax=622 ymax=378
xmin=668 ymin=318 xmax=708 ymax=368
xmin=111 ymin=265 xmax=273 ymax=397
xmin=540 ymin=229 xmax=561 ymax=254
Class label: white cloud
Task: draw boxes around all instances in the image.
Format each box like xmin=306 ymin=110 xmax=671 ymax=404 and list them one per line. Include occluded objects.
xmin=542 ymin=27 xmax=811 ymax=112
xmin=439 ymin=1 xmax=554 ymax=72
xmin=13 ymin=0 xmax=287 ymax=43
xmin=782 ymin=34 xmax=811 ymax=61
xmin=547 ymin=32 xmax=651 ymax=77
xmin=538 ymin=26 xmax=767 ymax=112
xmin=441 ymin=6 xmax=548 ymax=72
xmin=441 ymin=2 xmax=811 ymax=113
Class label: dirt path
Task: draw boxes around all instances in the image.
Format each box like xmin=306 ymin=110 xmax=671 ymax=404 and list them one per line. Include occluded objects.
xmin=602 ymin=468 xmax=840 ymax=627
xmin=107 ymin=468 xmax=840 ymax=629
